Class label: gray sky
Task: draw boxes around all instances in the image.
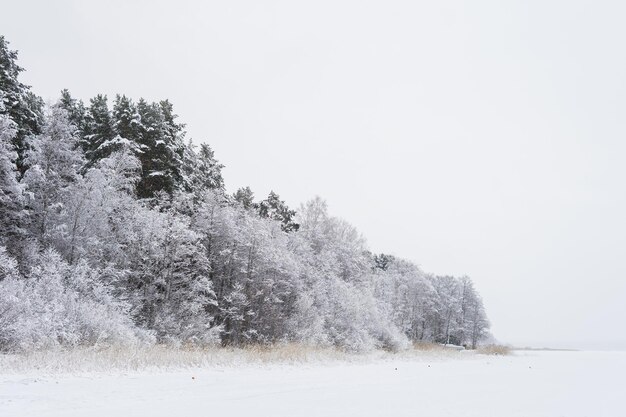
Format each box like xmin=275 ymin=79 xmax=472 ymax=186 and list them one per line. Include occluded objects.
xmin=3 ymin=0 xmax=626 ymax=349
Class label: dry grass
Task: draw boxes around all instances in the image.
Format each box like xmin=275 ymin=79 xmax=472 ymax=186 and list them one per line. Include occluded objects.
xmin=0 ymin=343 xmax=361 ymax=374
xmin=0 ymin=342 xmax=479 ymax=374
xmin=476 ymin=344 xmax=511 ymax=355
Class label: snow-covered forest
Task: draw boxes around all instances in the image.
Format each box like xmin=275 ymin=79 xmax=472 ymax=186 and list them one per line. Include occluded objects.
xmin=0 ymin=36 xmax=490 ymax=353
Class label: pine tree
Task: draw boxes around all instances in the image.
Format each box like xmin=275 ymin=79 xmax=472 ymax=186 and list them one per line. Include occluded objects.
xmin=83 ymin=95 xmax=116 ymax=164
xmin=195 ymin=144 xmax=224 ymax=189
xmin=258 ymin=191 xmax=300 ymax=232
xmin=233 ymin=186 xmax=255 ymax=209
xmin=0 ymin=36 xmax=44 ymax=173
xmin=0 ymin=109 xmax=23 ymax=244
xmin=157 ymin=100 xmax=186 ymax=191
xmin=373 ymin=253 xmax=395 ymax=271
xmin=112 ymin=94 xmax=141 ymax=143
xmin=58 ymin=89 xmax=86 ymax=134
xmin=135 ymin=99 xmax=185 ymax=198
xmin=182 ymin=142 xmax=225 ymax=195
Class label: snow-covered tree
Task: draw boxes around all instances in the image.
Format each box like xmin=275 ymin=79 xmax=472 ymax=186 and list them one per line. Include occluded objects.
xmin=0 ymin=248 xmax=146 ymax=352
xmin=53 ymin=147 xmax=140 ymax=265
xmin=233 ymin=186 xmax=255 ymax=209
xmin=113 ymin=95 xmax=141 ymax=143
xmin=117 ymin=196 xmax=219 ymax=344
xmin=0 ymin=36 xmax=44 ymax=172
xmin=285 ymin=197 xmax=408 ymax=351
xmin=259 ymin=191 xmax=300 ymax=232
xmin=22 ymin=105 xmax=84 ymax=245
xmin=82 ymin=95 xmax=117 ymax=164
xmin=58 ymin=89 xmax=86 ymax=133
xmin=135 ymin=99 xmax=185 ymax=198
xmin=182 ymin=142 xmax=224 ymax=196
xmin=0 ymin=109 xmax=23 ymax=244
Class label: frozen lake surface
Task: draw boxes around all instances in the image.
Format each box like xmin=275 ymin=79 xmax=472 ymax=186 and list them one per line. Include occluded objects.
xmin=1 ymin=350 xmax=623 ymax=417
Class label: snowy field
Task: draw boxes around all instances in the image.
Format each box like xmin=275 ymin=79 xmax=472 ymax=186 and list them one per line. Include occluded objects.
xmin=1 ymin=350 xmax=623 ymax=417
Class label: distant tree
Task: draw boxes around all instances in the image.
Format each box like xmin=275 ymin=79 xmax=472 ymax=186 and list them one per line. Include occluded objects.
xmin=233 ymin=186 xmax=255 ymax=209
xmin=464 ymin=281 xmax=490 ymax=349
xmin=433 ymin=275 xmax=462 ymax=344
xmin=373 ymin=253 xmax=395 ymax=271
xmin=258 ymin=191 xmax=299 ymax=232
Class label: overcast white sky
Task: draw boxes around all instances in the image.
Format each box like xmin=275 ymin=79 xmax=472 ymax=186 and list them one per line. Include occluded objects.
xmin=3 ymin=0 xmax=625 ymax=349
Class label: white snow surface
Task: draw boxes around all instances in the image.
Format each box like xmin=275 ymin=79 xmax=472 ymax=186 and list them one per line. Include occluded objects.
xmin=1 ymin=350 xmax=623 ymax=417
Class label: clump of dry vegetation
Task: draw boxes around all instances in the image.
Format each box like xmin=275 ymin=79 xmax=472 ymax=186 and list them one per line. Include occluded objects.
xmin=412 ymin=341 xmax=448 ymax=351
xmin=476 ymin=344 xmax=511 ymax=355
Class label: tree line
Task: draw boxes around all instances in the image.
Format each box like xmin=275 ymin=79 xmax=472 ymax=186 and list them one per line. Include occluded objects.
xmin=0 ymin=36 xmax=489 ymax=352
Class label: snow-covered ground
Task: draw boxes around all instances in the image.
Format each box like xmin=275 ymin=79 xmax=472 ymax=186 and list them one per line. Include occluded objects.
xmin=1 ymin=350 xmax=623 ymax=417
